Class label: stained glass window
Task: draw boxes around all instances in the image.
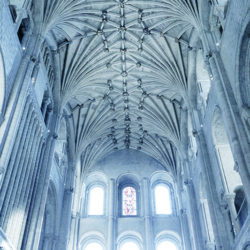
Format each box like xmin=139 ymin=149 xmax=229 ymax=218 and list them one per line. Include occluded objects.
xmin=154 ymin=184 xmax=172 ymax=214
xmin=122 ymin=186 xmax=137 ymax=216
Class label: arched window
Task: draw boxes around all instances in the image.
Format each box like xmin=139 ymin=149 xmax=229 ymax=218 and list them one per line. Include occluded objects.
xmin=120 ymin=239 xmax=140 ymax=250
xmin=88 ymin=186 xmax=104 ymax=215
xmin=156 ymin=240 xmax=178 ymax=250
xmin=154 ymin=183 xmax=172 ymax=215
xmin=84 ymin=242 xmax=103 ymax=250
xmin=122 ymin=186 xmax=137 ymax=216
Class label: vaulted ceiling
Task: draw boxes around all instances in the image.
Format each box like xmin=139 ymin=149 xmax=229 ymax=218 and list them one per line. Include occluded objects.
xmin=38 ymin=0 xmax=204 ymax=175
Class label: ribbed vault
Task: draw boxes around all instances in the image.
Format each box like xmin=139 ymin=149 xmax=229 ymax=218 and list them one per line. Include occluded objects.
xmin=37 ymin=0 xmax=203 ymax=176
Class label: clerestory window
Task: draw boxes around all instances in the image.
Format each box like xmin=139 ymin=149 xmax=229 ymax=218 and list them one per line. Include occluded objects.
xmin=154 ymin=183 xmax=172 ymax=215
xmin=122 ymin=186 xmax=137 ymax=216
xmin=87 ymin=185 xmax=104 ymax=215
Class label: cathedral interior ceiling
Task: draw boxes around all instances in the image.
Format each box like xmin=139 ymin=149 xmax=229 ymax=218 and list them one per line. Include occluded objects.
xmin=39 ymin=0 xmax=203 ymax=174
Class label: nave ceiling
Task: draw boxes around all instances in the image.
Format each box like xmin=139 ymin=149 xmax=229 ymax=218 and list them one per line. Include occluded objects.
xmin=36 ymin=0 xmax=205 ymax=176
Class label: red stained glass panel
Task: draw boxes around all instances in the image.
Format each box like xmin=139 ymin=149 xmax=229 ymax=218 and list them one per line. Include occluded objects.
xmin=122 ymin=186 xmax=137 ymax=215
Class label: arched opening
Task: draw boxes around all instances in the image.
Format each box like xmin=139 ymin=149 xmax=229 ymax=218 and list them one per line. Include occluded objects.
xmin=118 ymin=173 xmax=140 ymax=217
xmin=83 ymin=242 xmax=103 ymax=250
xmin=156 ymin=239 xmax=178 ymax=250
xmin=38 ymin=183 xmax=58 ymax=250
xmin=154 ymin=183 xmax=172 ymax=215
xmin=87 ymin=185 xmax=104 ymax=216
xmin=122 ymin=186 xmax=137 ymax=216
xmin=119 ymin=238 xmax=141 ymax=250
xmin=79 ymin=233 xmax=105 ymax=250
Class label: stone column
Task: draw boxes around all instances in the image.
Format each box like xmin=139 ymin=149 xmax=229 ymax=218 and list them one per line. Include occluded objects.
xmin=107 ymin=178 xmax=116 ymax=250
xmin=0 ymin=53 xmax=32 ymax=158
xmin=0 ymin=109 xmax=36 ymax=230
xmin=179 ymin=208 xmax=192 ymax=250
xmin=0 ymin=30 xmax=43 ymax=160
xmin=0 ymin=100 xmax=32 ymax=213
xmin=57 ymin=160 xmax=77 ymax=250
xmin=5 ymin=124 xmax=40 ymax=245
xmin=176 ymin=177 xmax=192 ymax=250
xmin=22 ymin=127 xmax=57 ymax=250
xmin=18 ymin=137 xmax=44 ymax=245
xmin=184 ymin=177 xmax=203 ymax=250
xmin=199 ymin=200 xmax=216 ymax=250
xmin=12 ymin=131 xmax=42 ymax=247
xmin=67 ymin=212 xmax=80 ymax=250
xmin=142 ymin=178 xmax=153 ymax=250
